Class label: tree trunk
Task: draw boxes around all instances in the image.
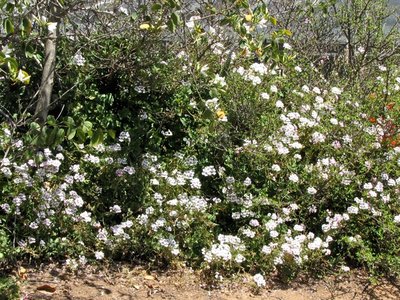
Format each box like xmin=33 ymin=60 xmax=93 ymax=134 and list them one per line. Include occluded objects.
xmin=35 ymin=9 xmax=58 ymax=124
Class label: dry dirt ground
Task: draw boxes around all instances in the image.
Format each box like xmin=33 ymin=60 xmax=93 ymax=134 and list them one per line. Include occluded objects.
xmin=17 ymin=264 xmax=400 ymax=300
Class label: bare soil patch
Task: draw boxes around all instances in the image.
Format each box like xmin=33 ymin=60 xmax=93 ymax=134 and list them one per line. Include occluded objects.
xmin=17 ymin=264 xmax=400 ymax=300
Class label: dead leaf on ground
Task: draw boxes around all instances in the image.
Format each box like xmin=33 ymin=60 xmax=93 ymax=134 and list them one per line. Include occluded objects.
xmin=37 ymin=284 xmax=56 ymax=293
xmin=18 ymin=267 xmax=28 ymax=280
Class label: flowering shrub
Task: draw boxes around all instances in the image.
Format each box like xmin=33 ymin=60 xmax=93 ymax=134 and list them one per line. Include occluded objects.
xmin=1 ymin=0 xmax=400 ymax=285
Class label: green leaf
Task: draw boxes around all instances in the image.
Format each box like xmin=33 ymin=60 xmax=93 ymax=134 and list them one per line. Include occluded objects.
xmin=6 ymin=58 xmax=18 ymax=76
xmin=29 ymin=122 xmax=41 ymax=132
xmin=209 ymin=87 xmax=219 ymax=98
xmin=108 ymin=129 xmax=116 ymax=139
xmin=82 ymin=120 xmax=92 ymax=133
xmin=47 ymin=115 xmax=57 ymax=126
xmin=5 ymin=2 xmax=14 ymax=13
xmin=22 ymin=17 xmax=32 ymax=35
xmin=65 ymin=116 xmax=75 ymax=127
xmin=0 ymin=0 xmax=7 ymax=9
xmin=282 ymin=29 xmax=292 ymax=36
xmin=67 ymin=128 xmax=76 ymax=140
xmin=90 ymin=129 xmax=104 ymax=147
xmin=46 ymin=127 xmax=58 ymax=145
xmin=167 ymin=12 xmax=180 ymax=32
xmin=167 ymin=0 xmax=179 ymax=9
xmin=3 ymin=18 xmax=14 ymax=34
xmin=55 ymin=128 xmax=65 ymax=144
xmin=38 ymin=126 xmax=48 ymax=145
xmin=76 ymin=128 xmax=86 ymax=142
xmin=167 ymin=18 xmax=176 ymax=32
xmin=130 ymin=12 xmax=138 ymax=21
xmin=57 ymin=128 xmax=65 ymax=139
xmin=171 ymin=12 xmax=180 ymax=26
xmin=151 ymin=3 xmax=162 ymax=11
xmin=24 ymin=44 xmax=34 ymax=58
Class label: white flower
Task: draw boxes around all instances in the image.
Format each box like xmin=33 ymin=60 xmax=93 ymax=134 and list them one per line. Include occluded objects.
xmin=347 ymin=206 xmax=359 ymax=214
xmin=205 ymin=98 xmax=219 ymax=110
xmin=123 ymin=166 xmax=135 ymax=175
xmin=206 ymin=25 xmax=216 ymax=35
xmin=342 ymin=135 xmax=352 ymax=144
xmin=235 ymin=66 xmax=246 ymax=76
xmin=311 ymin=132 xmax=326 ymax=144
xmin=119 ymin=6 xmax=129 ymax=15
xmin=212 ymin=74 xmax=226 ymax=87
xmin=307 ymin=187 xmax=317 ymax=195
xmin=302 ymin=85 xmax=310 ymax=93
xmin=250 ymin=63 xmax=268 ymax=75
xmin=295 ymin=66 xmax=302 ymax=72
xmin=357 ymin=46 xmax=365 ymax=54
xmin=271 ymin=164 xmax=281 ymax=172
xmin=235 ymin=254 xmax=246 ymax=263
xmin=47 ymin=22 xmax=57 ymax=33
xmin=139 ymin=111 xmax=148 ymax=120
xmin=161 ymin=129 xmax=173 ymax=136
xmin=73 ymin=51 xmax=85 ymax=66
xmin=202 ymin=166 xmax=216 ymax=177
xmin=253 ymin=273 xmax=266 ymax=287
xmin=118 ymin=131 xmax=131 ymax=143
xmin=246 ymin=74 xmax=261 ymax=85
xmin=200 ymin=64 xmax=209 ymax=75
xmin=243 ymin=177 xmax=252 ymax=186
xmin=363 ymin=183 xmax=373 ymax=190
xmin=340 ymin=265 xmax=350 ymax=272
xmin=283 ymin=43 xmax=292 ymax=50
xmin=80 ymin=211 xmax=92 ymax=223
xmin=211 ymin=245 xmax=231 ymax=261
xmin=110 ymin=205 xmax=122 ymax=213
xmin=294 ymin=224 xmax=304 ymax=232
xmin=331 ymin=87 xmax=342 ymax=95
xmin=95 ymin=251 xmax=104 ymax=260
xmin=226 ymin=176 xmax=235 ymax=184
xmin=308 ymin=237 xmax=323 ymax=250
xmin=289 ymin=173 xmax=299 ymax=183
xmin=186 ymin=15 xmax=200 ymax=28
xmin=378 ymin=65 xmax=387 ymax=72
xmin=249 ymin=219 xmax=260 ymax=227
xmin=330 ymin=118 xmax=338 ymax=125
xmin=270 ymin=230 xmax=279 ymax=238
xmin=275 ymin=100 xmax=284 ymax=108
xmin=261 ymin=92 xmax=270 ymax=100
xmin=261 ymin=245 xmax=272 ymax=254
xmin=190 ymin=178 xmax=202 ymax=189
xmin=1 ymin=45 xmax=13 ymax=58
xmin=313 ymin=87 xmax=321 ymax=94
xmin=394 ymin=215 xmax=400 ymax=223
xmin=16 ymin=70 xmax=31 ymax=84
xmin=270 ymin=85 xmax=278 ymax=93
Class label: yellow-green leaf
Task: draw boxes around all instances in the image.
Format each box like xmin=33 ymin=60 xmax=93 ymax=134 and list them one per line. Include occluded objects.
xmin=16 ymin=69 xmax=31 ymax=84
xmin=3 ymin=18 xmax=14 ymax=34
xmin=22 ymin=17 xmax=32 ymax=35
xmin=140 ymin=23 xmax=151 ymax=30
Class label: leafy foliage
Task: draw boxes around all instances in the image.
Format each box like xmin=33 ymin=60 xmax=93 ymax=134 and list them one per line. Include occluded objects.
xmin=1 ymin=0 xmax=400 ymax=290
